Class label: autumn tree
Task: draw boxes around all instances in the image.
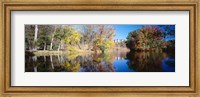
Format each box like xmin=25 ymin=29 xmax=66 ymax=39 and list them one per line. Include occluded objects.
xmin=93 ymin=25 xmax=115 ymax=53
xmin=126 ymin=25 xmax=165 ymax=51
xmin=63 ymin=26 xmax=81 ymax=51
xmin=54 ymin=25 xmax=81 ymax=51
xmin=25 ymin=24 xmax=116 ymax=53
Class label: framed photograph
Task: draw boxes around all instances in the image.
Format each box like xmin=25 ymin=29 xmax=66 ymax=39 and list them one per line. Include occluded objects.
xmin=0 ymin=0 xmax=199 ymax=96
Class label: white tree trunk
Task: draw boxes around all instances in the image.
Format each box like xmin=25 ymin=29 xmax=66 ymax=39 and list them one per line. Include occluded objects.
xmin=57 ymin=55 xmax=60 ymax=63
xmin=43 ymin=42 xmax=46 ymax=51
xmin=61 ymin=55 xmax=64 ymax=63
xmin=57 ymin=43 xmax=60 ymax=51
xmin=50 ymin=55 xmax=54 ymax=69
xmin=32 ymin=56 xmax=37 ymax=62
xmin=60 ymin=41 xmax=63 ymax=49
xmin=50 ymin=26 xmax=57 ymax=50
xmin=57 ymin=41 xmax=62 ymax=51
xmin=34 ymin=66 xmax=37 ymax=72
xmin=50 ymin=37 xmax=54 ymax=50
xmin=32 ymin=56 xmax=37 ymax=72
xmin=34 ymin=25 xmax=38 ymax=50
xmin=44 ymin=56 xmax=46 ymax=62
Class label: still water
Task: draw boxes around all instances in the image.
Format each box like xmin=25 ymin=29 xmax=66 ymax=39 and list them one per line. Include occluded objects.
xmin=25 ymin=51 xmax=175 ymax=72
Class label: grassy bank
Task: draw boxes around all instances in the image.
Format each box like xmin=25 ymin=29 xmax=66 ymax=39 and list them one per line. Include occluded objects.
xmin=26 ymin=50 xmax=96 ymax=56
xmin=26 ymin=47 xmax=130 ymax=56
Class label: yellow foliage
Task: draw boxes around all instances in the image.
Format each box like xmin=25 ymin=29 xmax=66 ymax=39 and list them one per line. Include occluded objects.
xmin=63 ymin=61 xmax=80 ymax=72
xmin=67 ymin=45 xmax=79 ymax=52
xmin=64 ymin=27 xmax=81 ymax=44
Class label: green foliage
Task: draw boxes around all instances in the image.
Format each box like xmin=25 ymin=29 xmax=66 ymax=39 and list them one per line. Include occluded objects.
xmin=25 ymin=25 xmax=35 ymax=50
xmin=53 ymin=26 xmax=81 ymax=51
xmin=54 ymin=26 xmax=63 ymax=41
xmin=37 ymin=25 xmax=55 ymax=50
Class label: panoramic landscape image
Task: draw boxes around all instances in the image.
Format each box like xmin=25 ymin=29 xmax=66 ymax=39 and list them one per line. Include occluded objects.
xmin=25 ymin=24 xmax=175 ymax=72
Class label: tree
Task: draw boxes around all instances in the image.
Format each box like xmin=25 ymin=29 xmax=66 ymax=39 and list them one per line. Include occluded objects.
xmin=50 ymin=26 xmax=57 ymax=50
xmin=54 ymin=25 xmax=65 ymax=51
xmin=25 ymin=24 xmax=116 ymax=53
xmin=33 ymin=25 xmax=38 ymax=50
xmin=79 ymin=25 xmax=96 ymax=50
xmin=63 ymin=26 xmax=81 ymax=51
xmin=93 ymin=25 xmax=115 ymax=53
xmin=25 ymin=25 xmax=35 ymax=50
xmin=158 ymin=25 xmax=175 ymax=39
xmin=126 ymin=25 xmax=165 ymax=51
xmin=37 ymin=25 xmax=55 ymax=50
xmin=54 ymin=25 xmax=81 ymax=51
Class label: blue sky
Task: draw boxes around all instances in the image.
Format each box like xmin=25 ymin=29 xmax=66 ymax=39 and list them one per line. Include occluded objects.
xmin=114 ymin=25 xmax=142 ymax=40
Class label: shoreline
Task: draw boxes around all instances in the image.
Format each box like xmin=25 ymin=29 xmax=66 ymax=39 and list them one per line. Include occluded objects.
xmin=25 ymin=47 xmax=174 ymax=56
xmin=26 ymin=50 xmax=93 ymax=56
xmin=25 ymin=48 xmax=130 ymax=56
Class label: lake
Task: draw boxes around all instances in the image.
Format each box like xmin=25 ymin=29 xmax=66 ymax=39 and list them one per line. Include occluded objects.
xmin=25 ymin=50 xmax=175 ymax=72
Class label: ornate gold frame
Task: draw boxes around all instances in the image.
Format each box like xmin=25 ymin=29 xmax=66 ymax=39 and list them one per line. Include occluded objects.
xmin=0 ymin=0 xmax=199 ymax=97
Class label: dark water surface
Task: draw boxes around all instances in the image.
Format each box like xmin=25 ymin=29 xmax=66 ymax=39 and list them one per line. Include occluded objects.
xmin=25 ymin=51 xmax=175 ymax=72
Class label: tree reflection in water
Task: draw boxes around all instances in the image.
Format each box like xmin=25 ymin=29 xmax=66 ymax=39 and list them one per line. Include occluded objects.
xmin=126 ymin=51 xmax=161 ymax=72
xmin=25 ymin=53 xmax=116 ymax=72
xmin=126 ymin=50 xmax=175 ymax=72
xmin=25 ymin=51 xmax=175 ymax=72
xmin=79 ymin=53 xmax=115 ymax=72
